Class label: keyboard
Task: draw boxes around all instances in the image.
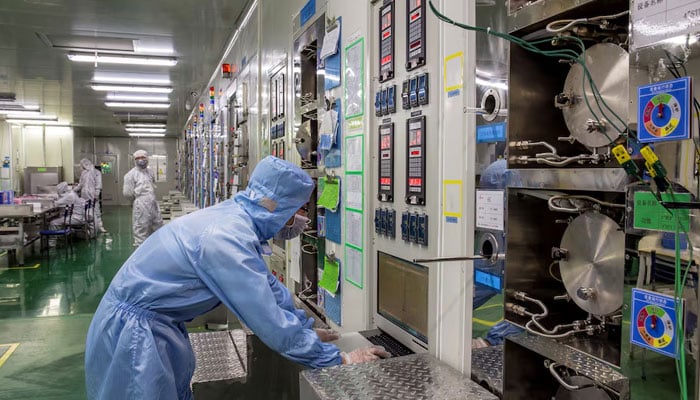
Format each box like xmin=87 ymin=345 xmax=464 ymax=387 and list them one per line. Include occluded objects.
xmin=365 ymin=332 xmax=414 ymax=357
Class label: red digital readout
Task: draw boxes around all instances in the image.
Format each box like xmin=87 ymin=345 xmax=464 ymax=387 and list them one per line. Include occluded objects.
xmin=382 ymin=11 xmax=392 ymax=30
xmin=380 ymin=135 xmax=391 ymax=149
xmin=410 ymin=150 xmax=421 ymax=156
xmin=382 ymin=30 xmax=391 ymax=40
xmin=409 ymin=130 xmax=422 ymax=146
xmin=408 ymin=178 xmax=422 ymax=186
xmin=381 ymin=55 xmax=392 ymax=66
xmin=410 ymin=40 xmax=421 ymax=49
xmin=380 ymin=178 xmax=392 ymax=185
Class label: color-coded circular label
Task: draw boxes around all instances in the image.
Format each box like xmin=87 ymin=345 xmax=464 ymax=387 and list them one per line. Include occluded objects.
xmin=636 ymin=304 xmax=674 ymax=348
xmin=643 ymin=93 xmax=682 ymax=138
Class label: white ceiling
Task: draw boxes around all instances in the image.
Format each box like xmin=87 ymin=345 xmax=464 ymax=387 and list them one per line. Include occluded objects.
xmin=0 ymin=0 xmax=249 ymax=136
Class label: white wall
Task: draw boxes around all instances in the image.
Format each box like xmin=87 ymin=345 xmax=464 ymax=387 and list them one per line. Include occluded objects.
xmin=74 ymin=135 xmax=179 ymax=205
xmin=0 ymin=123 xmax=75 ymax=194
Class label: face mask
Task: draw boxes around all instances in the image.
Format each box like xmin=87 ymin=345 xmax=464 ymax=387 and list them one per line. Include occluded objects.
xmin=136 ymin=159 xmax=148 ymax=168
xmin=274 ymin=214 xmax=309 ymax=241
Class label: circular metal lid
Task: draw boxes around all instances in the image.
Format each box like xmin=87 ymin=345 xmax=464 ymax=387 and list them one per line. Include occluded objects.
xmin=561 ymin=43 xmax=629 ymax=149
xmin=559 ymin=211 xmax=624 ymax=316
xmin=295 ymin=121 xmax=312 ymax=160
xmin=555 ymin=376 xmax=612 ymax=400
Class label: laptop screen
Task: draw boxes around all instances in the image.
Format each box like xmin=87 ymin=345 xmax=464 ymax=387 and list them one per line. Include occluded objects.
xmin=377 ymin=251 xmax=429 ymax=343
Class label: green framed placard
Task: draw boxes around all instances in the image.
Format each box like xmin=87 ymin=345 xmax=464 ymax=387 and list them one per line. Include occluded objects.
xmin=344 ymin=37 xmax=365 ymax=119
xmin=345 ymin=243 xmax=363 ymax=289
xmin=344 ymin=173 xmax=363 ymax=212
xmin=344 ymin=208 xmax=363 ymax=250
xmin=633 ymin=191 xmax=691 ymax=232
xmin=344 ymin=134 xmax=364 ymax=173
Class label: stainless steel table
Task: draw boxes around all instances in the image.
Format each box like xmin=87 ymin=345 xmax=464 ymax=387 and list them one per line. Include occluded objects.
xmin=0 ymin=205 xmax=58 ymax=264
xmin=300 ymin=353 xmax=498 ymax=400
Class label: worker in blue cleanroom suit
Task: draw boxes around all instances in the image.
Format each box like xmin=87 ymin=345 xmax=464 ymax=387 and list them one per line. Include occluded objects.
xmin=472 ymin=159 xmax=524 ymax=348
xmin=85 ymin=156 xmax=389 ymax=400
xmin=122 ymin=150 xmax=163 ymax=247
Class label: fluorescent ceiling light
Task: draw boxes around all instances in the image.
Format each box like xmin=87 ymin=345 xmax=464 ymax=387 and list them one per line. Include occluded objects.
xmin=126 ymin=128 xmax=167 ymax=133
xmin=67 ymin=52 xmax=177 ymax=66
xmin=128 ymin=133 xmax=166 ymax=137
xmin=4 ymin=114 xmax=57 ymax=121
xmin=106 ymin=102 xmax=170 ymax=109
xmin=126 ymin=123 xmax=167 ymax=128
xmin=0 ymin=110 xmax=42 ymax=116
xmin=106 ymin=94 xmax=169 ymax=102
xmin=93 ymin=74 xmax=171 ymax=85
xmin=133 ymin=39 xmax=174 ymax=55
xmin=92 ymin=84 xmax=173 ymax=93
xmin=6 ymin=119 xmax=69 ymax=126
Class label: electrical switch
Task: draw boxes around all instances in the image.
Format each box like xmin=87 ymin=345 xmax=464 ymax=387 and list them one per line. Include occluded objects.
xmin=375 ymin=209 xmax=381 ymax=234
xmin=417 ymin=73 xmax=429 ymax=105
xmin=417 ymin=214 xmax=428 ymax=246
xmin=379 ymin=208 xmax=387 ymax=235
xmin=409 ymin=77 xmax=418 ymax=108
xmin=401 ymin=212 xmax=409 ymax=241
xmin=381 ymin=88 xmax=389 ymax=116
xmin=387 ymin=209 xmax=396 ymax=239
xmin=375 ymin=91 xmax=382 ymax=117
xmin=408 ymin=213 xmax=418 ymax=243
xmin=387 ymin=85 xmax=396 ymax=114
xmin=402 ymin=80 xmax=410 ymax=110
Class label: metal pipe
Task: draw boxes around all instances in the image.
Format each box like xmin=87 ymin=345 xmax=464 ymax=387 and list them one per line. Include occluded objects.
xmin=515 ymin=291 xmax=584 ymax=337
xmin=528 ymin=154 xmax=598 ymax=167
xmin=413 ymin=255 xmax=489 ymax=263
xmin=526 ymin=141 xmax=557 ymax=154
xmin=526 ymin=321 xmax=579 ymax=338
xmin=546 ymin=362 xmax=594 ymax=391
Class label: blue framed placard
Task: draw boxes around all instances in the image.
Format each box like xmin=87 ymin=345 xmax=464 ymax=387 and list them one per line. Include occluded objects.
xmin=637 ymin=76 xmax=692 ymax=143
xmin=630 ymin=288 xmax=682 ymax=359
xmin=300 ymin=0 xmax=316 ymax=28
xmin=476 ymin=122 xmax=507 ymax=143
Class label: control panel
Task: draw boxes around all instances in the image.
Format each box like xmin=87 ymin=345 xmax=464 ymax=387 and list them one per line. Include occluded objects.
xmin=375 ymin=85 xmax=397 ymax=117
xmin=406 ymin=0 xmax=426 ymax=71
xmin=374 ymin=208 xmax=397 ymax=239
xmin=379 ymin=0 xmax=395 ymax=82
xmin=270 ymin=68 xmax=286 ymax=159
xmin=378 ymin=122 xmax=395 ymax=202
xmin=406 ymin=115 xmax=426 ymax=205
xmin=401 ymin=72 xmax=429 ymax=110
xmin=370 ymin=0 xmax=436 ymax=258
xmin=399 ymin=211 xmax=428 ymax=245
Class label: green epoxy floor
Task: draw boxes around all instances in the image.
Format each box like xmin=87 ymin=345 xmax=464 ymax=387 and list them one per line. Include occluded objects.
xmin=0 ymin=206 xmax=134 ymax=400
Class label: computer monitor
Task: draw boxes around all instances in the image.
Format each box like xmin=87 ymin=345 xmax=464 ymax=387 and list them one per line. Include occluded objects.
xmin=376 ymin=251 xmax=429 ymax=344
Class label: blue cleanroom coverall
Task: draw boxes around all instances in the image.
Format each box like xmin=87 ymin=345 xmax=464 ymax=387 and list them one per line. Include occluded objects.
xmin=85 ymin=156 xmax=341 ymax=399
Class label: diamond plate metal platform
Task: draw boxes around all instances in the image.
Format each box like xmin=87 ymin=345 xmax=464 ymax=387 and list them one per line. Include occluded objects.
xmin=189 ymin=329 xmax=248 ymax=384
xmin=471 ymin=345 xmax=503 ymax=397
xmin=300 ymin=353 xmax=498 ymax=400
xmin=505 ymin=335 xmax=629 ymax=399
